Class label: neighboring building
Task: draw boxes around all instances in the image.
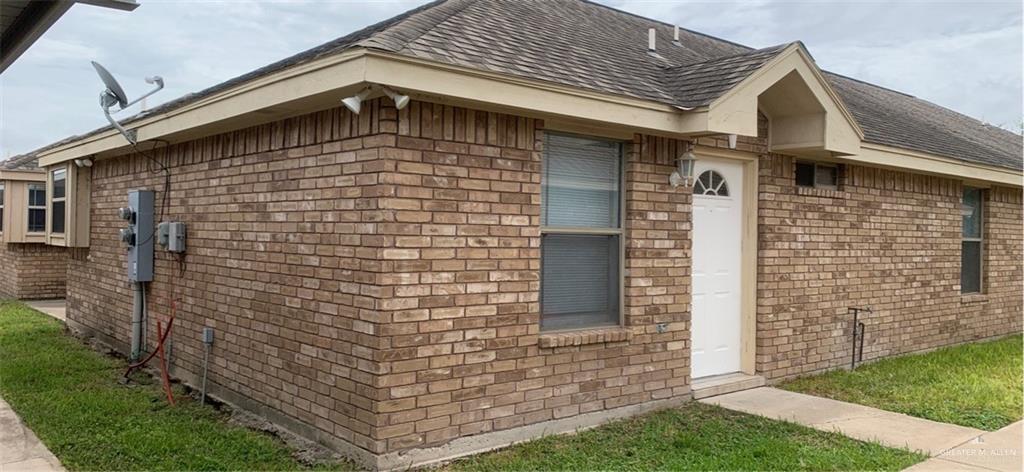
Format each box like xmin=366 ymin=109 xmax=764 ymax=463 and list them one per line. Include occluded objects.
xmin=25 ymin=0 xmax=1023 ymax=469
xmin=0 ymin=154 xmax=67 ymax=299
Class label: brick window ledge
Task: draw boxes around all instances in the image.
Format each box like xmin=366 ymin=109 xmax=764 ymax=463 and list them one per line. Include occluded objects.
xmin=796 ymin=186 xmax=847 ymax=199
xmin=538 ymin=327 xmax=633 ymax=348
xmin=960 ymin=293 xmax=988 ymax=304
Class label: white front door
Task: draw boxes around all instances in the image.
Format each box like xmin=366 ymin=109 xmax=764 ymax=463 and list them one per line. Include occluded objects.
xmin=691 ymin=157 xmax=744 ymax=379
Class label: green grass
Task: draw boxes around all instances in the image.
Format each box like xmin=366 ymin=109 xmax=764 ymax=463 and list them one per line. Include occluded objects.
xmin=448 ymin=402 xmax=924 ymax=471
xmin=0 ymin=300 xmax=927 ymax=471
xmin=0 ymin=300 xmax=343 ymax=471
xmin=782 ymin=335 xmax=1023 ymax=431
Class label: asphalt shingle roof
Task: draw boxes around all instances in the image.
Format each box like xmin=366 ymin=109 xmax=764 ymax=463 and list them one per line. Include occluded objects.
xmin=24 ymin=0 xmax=1023 ymax=172
xmin=0 ymin=153 xmax=39 ymax=171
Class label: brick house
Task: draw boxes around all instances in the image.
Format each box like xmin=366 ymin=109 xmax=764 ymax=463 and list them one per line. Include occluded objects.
xmin=26 ymin=0 xmax=1022 ymax=468
xmin=0 ymin=154 xmax=67 ymax=299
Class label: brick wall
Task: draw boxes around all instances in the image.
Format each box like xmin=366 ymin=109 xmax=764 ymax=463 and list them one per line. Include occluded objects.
xmin=0 ymin=242 xmax=66 ymax=299
xmin=756 ymin=154 xmax=1023 ymax=379
xmin=63 ymin=96 xmax=1022 ymax=466
xmin=369 ymin=108 xmax=695 ymax=453
xmin=67 ymin=98 xmax=399 ymax=457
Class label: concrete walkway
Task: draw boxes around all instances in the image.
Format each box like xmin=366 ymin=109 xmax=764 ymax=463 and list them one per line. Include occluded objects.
xmin=23 ymin=300 xmax=65 ymax=322
xmin=701 ymin=387 xmax=989 ymax=456
xmin=0 ymin=396 xmax=64 ymax=471
xmin=906 ymin=421 xmax=1023 ymax=472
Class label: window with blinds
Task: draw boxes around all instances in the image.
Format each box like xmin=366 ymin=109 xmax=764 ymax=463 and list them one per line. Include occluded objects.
xmin=540 ymin=133 xmax=622 ymax=331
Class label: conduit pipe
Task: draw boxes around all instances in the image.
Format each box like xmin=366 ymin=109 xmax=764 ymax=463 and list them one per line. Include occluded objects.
xmin=130 ymin=282 xmax=146 ymax=361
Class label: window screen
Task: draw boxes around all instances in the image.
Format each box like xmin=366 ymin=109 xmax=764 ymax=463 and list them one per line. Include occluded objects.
xmin=796 ymin=161 xmax=839 ymax=189
xmin=542 ymin=134 xmax=621 ymax=228
xmin=961 ymin=187 xmax=983 ymax=293
xmin=541 ymin=234 xmax=620 ymax=330
xmin=541 ymin=133 xmax=622 ymax=331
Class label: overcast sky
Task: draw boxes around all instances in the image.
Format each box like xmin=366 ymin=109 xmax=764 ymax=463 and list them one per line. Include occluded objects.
xmin=1 ymin=0 xmax=1020 ymax=158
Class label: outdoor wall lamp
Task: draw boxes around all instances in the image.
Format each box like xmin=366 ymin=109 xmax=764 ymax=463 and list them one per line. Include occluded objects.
xmin=341 ymin=88 xmax=372 ymax=115
xmin=342 ymin=85 xmax=410 ymax=115
xmin=670 ymin=143 xmax=697 ymax=188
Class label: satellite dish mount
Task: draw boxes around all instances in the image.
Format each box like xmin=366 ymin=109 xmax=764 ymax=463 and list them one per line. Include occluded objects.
xmin=92 ymin=61 xmax=164 ymax=145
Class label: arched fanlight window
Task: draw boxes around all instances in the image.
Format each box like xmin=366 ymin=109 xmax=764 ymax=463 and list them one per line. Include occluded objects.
xmin=694 ymin=170 xmax=729 ymax=196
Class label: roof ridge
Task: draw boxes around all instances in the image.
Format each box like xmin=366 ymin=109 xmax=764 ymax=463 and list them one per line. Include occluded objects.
xmin=578 ymin=0 xmax=755 ymax=53
xmin=664 ymin=42 xmax=791 ymax=70
xmin=355 ymin=0 xmax=478 ymax=52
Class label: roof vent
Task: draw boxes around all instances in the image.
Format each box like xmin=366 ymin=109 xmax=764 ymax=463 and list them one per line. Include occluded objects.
xmin=673 ymin=25 xmax=681 ymax=44
xmin=648 ymin=27 xmax=656 ymax=51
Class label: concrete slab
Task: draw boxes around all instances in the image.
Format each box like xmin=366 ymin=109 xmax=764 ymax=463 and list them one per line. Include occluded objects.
xmin=702 ymin=387 xmax=985 ymax=456
xmin=692 ymin=373 xmax=766 ymax=399
xmin=0 ymin=396 xmax=64 ymax=471
xmin=23 ymin=300 xmax=65 ymax=322
xmin=904 ymin=457 xmax=996 ymax=471
xmin=925 ymin=421 xmax=1022 ymax=472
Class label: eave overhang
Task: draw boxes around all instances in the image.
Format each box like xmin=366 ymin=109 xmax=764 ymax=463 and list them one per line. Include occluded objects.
xmin=35 ymin=48 xmax=1020 ymax=187
xmin=0 ymin=169 xmax=45 ymax=182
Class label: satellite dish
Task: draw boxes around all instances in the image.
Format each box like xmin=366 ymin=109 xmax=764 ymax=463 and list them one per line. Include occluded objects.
xmin=91 ymin=61 xmax=129 ymax=109
xmin=90 ymin=60 xmax=165 ymax=145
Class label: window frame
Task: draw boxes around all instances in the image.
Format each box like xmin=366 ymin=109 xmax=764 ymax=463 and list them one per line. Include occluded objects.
xmin=795 ymin=160 xmax=840 ymax=190
xmin=961 ymin=186 xmax=984 ymax=294
xmin=50 ymin=167 xmax=67 ymax=235
xmin=0 ymin=182 xmax=5 ymax=234
xmin=27 ymin=183 xmax=46 ymax=233
xmin=539 ymin=132 xmax=626 ymax=332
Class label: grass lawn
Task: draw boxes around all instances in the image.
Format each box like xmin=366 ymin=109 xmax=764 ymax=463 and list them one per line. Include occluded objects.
xmin=781 ymin=335 xmax=1022 ymax=431
xmin=1 ymin=300 xmax=926 ymax=471
xmin=0 ymin=300 xmax=343 ymax=471
xmin=447 ymin=402 xmax=924 ymax=471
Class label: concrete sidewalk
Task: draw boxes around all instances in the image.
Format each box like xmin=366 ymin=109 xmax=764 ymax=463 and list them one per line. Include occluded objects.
xmin=0 ymin=396 xmax=64 ymax=471
xmin=906 ymin=421 xmax=1023 ymax=472
xmin=701 ymin=387 xmax=987 ymax=456
xmin=23 ymin=300 xmax=65 ymax=322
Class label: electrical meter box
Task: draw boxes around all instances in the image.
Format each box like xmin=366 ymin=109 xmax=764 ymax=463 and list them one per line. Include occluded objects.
xmin=157 ymin=221 xmax=187 ymax=253
xmin=121 ymin=190 xmax=154 ymax=282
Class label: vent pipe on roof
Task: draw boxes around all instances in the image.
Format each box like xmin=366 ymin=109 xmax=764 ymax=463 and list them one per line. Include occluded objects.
xmin=648 ymin=28 xmax=656 ymax=51
xmin=674 ymin=25 xmax=680 ymax=42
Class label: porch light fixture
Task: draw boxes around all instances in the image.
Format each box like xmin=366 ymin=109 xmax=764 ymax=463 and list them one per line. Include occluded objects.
xmin=670 ymin=143 xmax=697 ymax=188
xmin=341 ymin=87 xmax=372 ymax=115
xmin=342 ymin=85 xmax=410 ymax=115
xmin=381 ymin=86 xmax=410 ymax=110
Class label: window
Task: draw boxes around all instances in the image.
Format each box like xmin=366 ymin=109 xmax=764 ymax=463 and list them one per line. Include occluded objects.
xmin=0 ymin=183 xmax=4 ymax=232
xmin=27 ymin=183 xmax=45 ymax=233
xmin=796 ymin=161 xmax=839 ymax=189
xmin=51 ymin=168 xmax=66 ymax=234
xmin=694 ymin=170 xmax=729 ymax=196
xmin=540 ymin=133 xmax=622 ymax=331
xmin=961 ymin=187 xmax=983 ymax=293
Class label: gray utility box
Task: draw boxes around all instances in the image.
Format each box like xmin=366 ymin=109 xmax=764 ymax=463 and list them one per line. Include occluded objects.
xmin=123 ymin=190 xmax=155 ymax=282
xmin=157 ymin=221 xmax=187 ymax=253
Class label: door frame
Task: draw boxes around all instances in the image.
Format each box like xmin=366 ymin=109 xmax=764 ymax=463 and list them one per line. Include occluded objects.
xmin=693 ymin=145 xmax=758 ymax=375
